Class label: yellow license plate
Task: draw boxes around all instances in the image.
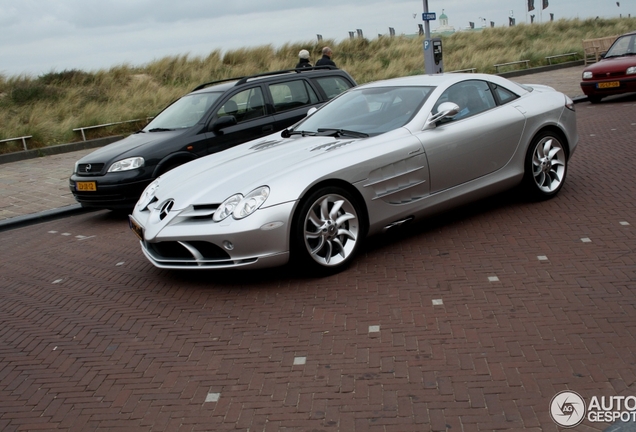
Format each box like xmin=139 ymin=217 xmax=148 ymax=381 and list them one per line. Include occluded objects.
xmin=76 ymin=181 xmax=97 ymax=191
xmin=129 ymin=216 xmax=144 ymax=241
xmin=598 ymin=81 xmax=620 ymax=89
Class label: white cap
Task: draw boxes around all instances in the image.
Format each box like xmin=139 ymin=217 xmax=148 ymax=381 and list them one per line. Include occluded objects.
xmin=298 ymin=49 xmax=310 ymax=59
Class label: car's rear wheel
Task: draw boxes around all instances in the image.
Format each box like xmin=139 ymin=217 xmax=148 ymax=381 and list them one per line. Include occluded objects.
xmin=292 ymin=187 xmax=364 ymax=274
xmin=523 ymin=131 xmax=568 ymax=200
xmin=588 ymin=95 xmax=603 ymax=104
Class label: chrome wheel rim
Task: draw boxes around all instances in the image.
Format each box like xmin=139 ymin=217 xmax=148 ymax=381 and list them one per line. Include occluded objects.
xmin=532 ymin=136 xmax=566 ymax=193
xmin=303 ymin=194 xmax=359 ymax=267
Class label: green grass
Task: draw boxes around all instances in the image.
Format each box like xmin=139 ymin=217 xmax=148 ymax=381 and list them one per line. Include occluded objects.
xmin=1 ymin=17 xmax=634 ymax=153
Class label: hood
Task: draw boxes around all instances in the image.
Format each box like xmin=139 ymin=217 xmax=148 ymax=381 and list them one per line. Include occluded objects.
xmin=151 ymin=133 xmax=364 ymax=210
xmin=77 ymin=130 xmax=183 ymax=164
xmin=584 ymin=56 xmax=636 ymax=74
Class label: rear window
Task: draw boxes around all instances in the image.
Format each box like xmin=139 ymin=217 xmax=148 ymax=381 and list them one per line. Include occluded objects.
xmin=269 ymin=80 xmax=319 ymax=113
xmin=315 ymin=76 xmax=354 ymax=99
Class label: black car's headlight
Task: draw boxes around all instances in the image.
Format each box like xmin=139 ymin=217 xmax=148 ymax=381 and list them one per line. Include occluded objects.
xmin=108 ymin=157 xmax=144 ymax=172
xmin=213 ymin=186 xmax=270 ymax=222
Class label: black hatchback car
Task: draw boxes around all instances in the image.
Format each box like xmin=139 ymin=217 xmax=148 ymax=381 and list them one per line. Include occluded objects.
xmin=69 ymin=67 xmax=356 ymax=209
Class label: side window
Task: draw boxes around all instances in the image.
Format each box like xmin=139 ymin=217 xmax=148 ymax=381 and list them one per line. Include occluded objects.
xmin=492 ymin=84 xmax=519 ymax=105
xmin=434 ymin=80 xmax=496 ymax=121
xmin=269 ymin=80 xmax=319 ymax=113
xmin=216 ymin=87 xmax=266 ymax=123
xmin=315 ymin=76 xmax=354 ymax=99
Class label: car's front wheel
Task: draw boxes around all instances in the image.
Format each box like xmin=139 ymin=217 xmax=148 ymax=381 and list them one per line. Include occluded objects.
xmin=522 ymin=131 xmax=568 ymax=200
xmin=292 ymin=187 xmax=364 ymax=274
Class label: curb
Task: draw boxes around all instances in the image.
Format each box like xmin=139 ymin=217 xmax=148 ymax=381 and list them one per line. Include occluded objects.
xmin=0 ymin=204 xmax=97 ymax=233
xmin=0 ymin=136 xmax=124 ymax=165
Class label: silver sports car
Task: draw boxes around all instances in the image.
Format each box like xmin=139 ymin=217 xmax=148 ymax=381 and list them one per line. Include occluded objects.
xmin=129 ymin=73 xmax=578 ymax=274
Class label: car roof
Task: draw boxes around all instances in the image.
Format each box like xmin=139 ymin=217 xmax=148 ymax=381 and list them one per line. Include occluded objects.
xmin=189 ymin=66 xmax=351 ymax=95
xmin=355 ymin=73 xmax=529 ymax=95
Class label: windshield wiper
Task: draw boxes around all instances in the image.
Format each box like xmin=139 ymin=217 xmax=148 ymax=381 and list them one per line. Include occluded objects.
xmin=147 ymin=128 xmax=174 ymax=132
xmin=317 ymin=128 xmax=369 ymax=138
xmin=281 ymin=129 xmax=317 ymax=138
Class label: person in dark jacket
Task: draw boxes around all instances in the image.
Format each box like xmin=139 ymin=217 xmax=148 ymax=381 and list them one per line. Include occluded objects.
xmin=295 ymin=49 xmax=312 ymax=68
xmin=315 ymin=47 xmax=336 ymax=67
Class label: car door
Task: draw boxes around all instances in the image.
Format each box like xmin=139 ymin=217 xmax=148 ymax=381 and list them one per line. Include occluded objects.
xmin=420 ymin=80 xmax=527 ymax=194
xmin=205 ymin=86 xmax=275 ymax=154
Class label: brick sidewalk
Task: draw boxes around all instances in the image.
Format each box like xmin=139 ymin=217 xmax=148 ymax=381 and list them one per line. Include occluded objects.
xmin=0 ymin=96 xmax=634 ymax=431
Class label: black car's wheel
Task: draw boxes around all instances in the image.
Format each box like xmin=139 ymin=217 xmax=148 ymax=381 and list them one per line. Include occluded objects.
xmin=292 ymin=187 xmax=364 ymax=274
xmin=522 ymin=131 xmax=568 ymax=200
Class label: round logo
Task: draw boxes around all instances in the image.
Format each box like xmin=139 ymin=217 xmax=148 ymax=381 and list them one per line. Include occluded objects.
xmin=550 ymin=390 xmax=586 ymax=428
xmin=159 ymin=199 xmax=174 ymax=220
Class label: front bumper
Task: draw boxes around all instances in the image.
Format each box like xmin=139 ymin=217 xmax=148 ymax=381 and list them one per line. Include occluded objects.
xmin=580 ymin=76 xmax=636 ymax=97
xmin=131 ymin=200 xmax=296 ymax=270
xmin=69 ymin=172 xmax=152 ymax=209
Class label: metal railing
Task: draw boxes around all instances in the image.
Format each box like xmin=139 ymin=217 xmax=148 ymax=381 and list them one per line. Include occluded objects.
xmin=545 ymin=52 xmax=579 ymax=65
xmin=73 ymin=118 xmax=147 ymax=141
xmin=0 ymin=136 xmax=33 ymax=151
xmin=448 ymin=68 xmax=477 ymax=73
xmin=494 ymin=60 xmax=530 ymax=73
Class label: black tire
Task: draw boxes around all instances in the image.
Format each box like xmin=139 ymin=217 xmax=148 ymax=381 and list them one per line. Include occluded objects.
xmin=522 ymin=131 xmax=568 ymax=200
xmin=588 ymin=95 xmax=603 ymax=104
xmin=291 ymin=187 xmax=365 ymax=275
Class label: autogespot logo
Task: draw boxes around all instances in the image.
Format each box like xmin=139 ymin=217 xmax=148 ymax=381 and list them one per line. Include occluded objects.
xmin=550 ymin=390 xmax=586 ymax=428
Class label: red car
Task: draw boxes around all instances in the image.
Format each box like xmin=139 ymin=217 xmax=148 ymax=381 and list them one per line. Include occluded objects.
xmin=580 ymin=31 xmax=636 ymax=103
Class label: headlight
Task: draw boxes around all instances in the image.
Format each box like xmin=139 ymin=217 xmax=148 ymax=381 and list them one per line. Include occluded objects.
xmin=627 ymin=66 xmax=636 ymax=75
xmin=108 ymin=157 xmax=144 ymax=172
xmin=582 ymin=71 xmax=593 ymax=79
xmin=233 ymin=186 xmax=270 ymax=219
xmin=137 ymin=179 xmax=159 ymax=210
xmin=213 ymin=194 xmax=242 ymax=222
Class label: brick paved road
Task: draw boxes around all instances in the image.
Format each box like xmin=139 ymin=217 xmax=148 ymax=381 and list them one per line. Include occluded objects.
xmin=1 ymin=95 xmax=635 ymax=431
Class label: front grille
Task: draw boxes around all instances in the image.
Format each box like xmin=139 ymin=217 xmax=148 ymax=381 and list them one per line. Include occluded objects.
xmin=77 ymin=163 xmax=105 ymax=175
xmin=593 ymin=71 xmax=624 ymax=79
xmin=147 ymin=241 xmax=231 ymax=261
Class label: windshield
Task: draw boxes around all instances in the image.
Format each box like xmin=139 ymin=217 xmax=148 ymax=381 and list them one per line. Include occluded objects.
xmin=144 ymin=92 xmax=222 ymax=131
xmin=296 ymin=86 xmax=434 ymax=136
xmin=605 ymin=34 xmax=636 ymax=57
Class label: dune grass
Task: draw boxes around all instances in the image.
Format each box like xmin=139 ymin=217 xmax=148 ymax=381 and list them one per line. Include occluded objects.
xmin=1 ymin=17 xmax=634 ymax=153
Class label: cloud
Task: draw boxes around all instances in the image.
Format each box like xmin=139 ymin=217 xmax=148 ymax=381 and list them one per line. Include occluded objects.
xmin=0 ymin=0 xmax=628 ymax=77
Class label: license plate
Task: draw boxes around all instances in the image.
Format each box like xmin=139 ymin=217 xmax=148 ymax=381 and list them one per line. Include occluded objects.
xmin=597 ymin=81 xmax=620 ymax=89
xmin=129 ymin=216 xmax=144 ymax=241
xmin=76 ymin=181 xmax=97 ymax=191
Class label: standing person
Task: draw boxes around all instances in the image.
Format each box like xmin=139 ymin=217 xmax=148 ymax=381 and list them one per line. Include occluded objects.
xmin=296 ymin=49 xmax=312 ymax=68
xmin=315 ymin=46 xmax=336 ymax=67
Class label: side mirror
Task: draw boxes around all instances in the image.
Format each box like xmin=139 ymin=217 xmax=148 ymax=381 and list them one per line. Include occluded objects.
xmin=210 ymin=115 xmax=237 ymax=133
xmin=425 ymin=102 xmax=460 ymax=128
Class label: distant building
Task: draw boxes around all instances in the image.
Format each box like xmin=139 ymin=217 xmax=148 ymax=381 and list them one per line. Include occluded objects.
xmin=433 ymin=10 xmax=456 ymax=35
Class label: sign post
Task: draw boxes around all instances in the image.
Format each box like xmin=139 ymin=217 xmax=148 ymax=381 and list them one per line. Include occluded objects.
xmin=422 ymin=1 xmax=443 ymax=74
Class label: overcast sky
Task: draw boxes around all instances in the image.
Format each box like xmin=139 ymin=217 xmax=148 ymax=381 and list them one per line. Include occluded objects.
xmin=0 ymin=0 xmax=631 ymax=78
